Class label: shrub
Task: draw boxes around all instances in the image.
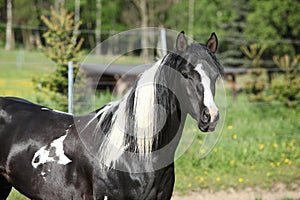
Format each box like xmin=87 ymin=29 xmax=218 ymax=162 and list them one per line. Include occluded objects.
xmin=267 ymin=55 xmax=300 ymax=107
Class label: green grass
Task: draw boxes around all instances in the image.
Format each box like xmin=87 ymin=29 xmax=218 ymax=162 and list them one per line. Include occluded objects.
xmin=7 ymin=189 xmax=28 ymax=200
xmin=1 ymin=50 xmax=300 ymax=199
xmin=0 ymin=49 xmax=55 ymax=101
xmin=174 ymin=94 xmax=300 ymax=192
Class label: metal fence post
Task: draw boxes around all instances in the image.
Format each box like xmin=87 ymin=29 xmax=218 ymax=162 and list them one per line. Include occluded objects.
xmin=160 ymin=28 xmax=167 ymax=56
xmin=68 ymin=61 xmax=73 ymax=114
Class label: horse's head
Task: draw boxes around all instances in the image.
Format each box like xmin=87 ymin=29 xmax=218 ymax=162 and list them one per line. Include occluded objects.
xmin=173 ymin=31 xmax=223 ymax=132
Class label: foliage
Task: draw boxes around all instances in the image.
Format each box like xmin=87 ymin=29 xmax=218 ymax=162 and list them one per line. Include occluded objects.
xmin=241 ymin=44 xmax=268 ymax=101
xmin=243 ymin=52 xmax=300 ymax=107
xmin=245 ymin=0 xmax=300 ymax=55
xmin=165 ymin=0 xmax=236 ymax=38
xmin=268 ymin=55 xmax=300 ymax=107
xmin=244 ymin=69 xmax=268 ymax=102
xmin=1 ymin=0 xmax=300 ymax=60
xmin=241 ymin=44 xmax=267 ymax=68
xmin=34 ymin=4 xmax=84 ymax=111
xmin=37 ymin=6 xmax=84 ymax=67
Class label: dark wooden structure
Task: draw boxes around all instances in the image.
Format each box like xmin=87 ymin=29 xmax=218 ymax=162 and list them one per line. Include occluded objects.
xmin=82 ymin=63 xmax=286 ymax=98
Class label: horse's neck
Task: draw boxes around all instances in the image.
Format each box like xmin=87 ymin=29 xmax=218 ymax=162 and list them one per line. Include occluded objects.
xmin=95 ymin=59 xmax=185 ymax=168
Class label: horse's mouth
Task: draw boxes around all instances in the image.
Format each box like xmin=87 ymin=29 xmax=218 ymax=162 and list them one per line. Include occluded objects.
xmin=198 ymin=117 xmax=219 ymax=132
xmin=198 ymin=123 xmax=216 ymax=132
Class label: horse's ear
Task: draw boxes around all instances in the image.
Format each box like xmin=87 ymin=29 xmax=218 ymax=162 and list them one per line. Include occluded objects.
xmin=176 ymin=31 xmax=188 ymax=53
xmin=206 ymin=32 xmax=218 ymax=53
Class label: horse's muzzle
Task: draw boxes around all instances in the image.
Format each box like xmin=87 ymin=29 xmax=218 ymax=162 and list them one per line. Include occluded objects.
xmin=198 ymin=108 xmax=219 ymax=132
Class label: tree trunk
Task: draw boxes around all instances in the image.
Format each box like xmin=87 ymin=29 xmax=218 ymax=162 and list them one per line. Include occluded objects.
xmin=72 ymin=0 xmax=80 ymax=45
xmin=95 ymin=0 xmax=102 ymax=55
xmin=139 ymin=0 xmax=149 ymax=59
xmin=188 ymin=0 xmax=194 ymax=40
xmin=87 ymin=22 xmax=95 ymax=49
xmin=5 ymin=0 xmax=13 ymax=51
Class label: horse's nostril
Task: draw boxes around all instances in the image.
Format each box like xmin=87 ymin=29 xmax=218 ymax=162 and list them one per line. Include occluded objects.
xmin=201 ymin=108 xmax=211 ymax=124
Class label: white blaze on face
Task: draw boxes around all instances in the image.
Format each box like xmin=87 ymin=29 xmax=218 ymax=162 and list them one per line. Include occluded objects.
xmin=195 ymin=64 xmax=219 ymax=123
xmin=32 ymin=133 xmax=72 ymax=168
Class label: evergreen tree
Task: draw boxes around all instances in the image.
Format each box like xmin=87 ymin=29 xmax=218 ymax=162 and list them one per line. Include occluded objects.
xmin=219 ymin=0 xmax=250 ymax=67
xmin=34 ymin=4 xmax=84 ymax=111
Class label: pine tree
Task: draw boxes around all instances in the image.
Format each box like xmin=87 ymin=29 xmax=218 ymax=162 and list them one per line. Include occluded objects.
xmin=34 ymin=4 xmax=84 ymax=111
xmin=219 ymin=0 xmax=250 ymax=67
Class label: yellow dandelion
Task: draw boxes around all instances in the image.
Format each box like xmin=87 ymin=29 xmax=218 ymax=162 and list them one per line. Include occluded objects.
xmin=284 ymin=158 xmax=290 ymax=164
xmin=213 ymin=147 xmax=218 ymax=153
xmin=259 ymin=144 xmax=264 ymax=150
xmin=200 ymin=149 xmax=206 ymax=154
xmin=232 ymin=134 xmax=238 ymax=140
xmin=227 ymin=125 xmax=233 ymax=130
xmin=273 ymin=143 xmax=278 ymax=148
xmin=204 ymin=171 xmax=208 ymax=175
xmin=270 ymin=162 xmax=275 ymax=168
xmin=250 ymin=165 xmax=255 ymax=170
xmin=198 ymin=140 xmax=203 ymax=145
xmin=199 ymin=177 xmax=205 ymax=183
xmin=188 ymin=183 xmax=192 ymax=188
xmin=266 ymin=172 xmax=271 ymax=177
xmin=216 ymin=177 xmax=221 ymax=182
xmin=276 ymin=162 xmax=280 ymax=167
xmin=230 ymin=160 xmax=235 ymax=165
xmin=281 ymin=142 xmax=286 ymax=147
xmin=238 ymin=178 xmax=244 ymax=183
xmin=267 ymin=142 xmax=271 ymax=146
xmin=281 ymin=153 xmax=286 ymax=157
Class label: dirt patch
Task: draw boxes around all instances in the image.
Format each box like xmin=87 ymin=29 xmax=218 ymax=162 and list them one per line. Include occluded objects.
xmin=172 ymin=184 xmax=300 ymax=200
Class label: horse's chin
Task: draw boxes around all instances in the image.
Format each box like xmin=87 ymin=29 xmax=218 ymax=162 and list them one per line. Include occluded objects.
xmin=198 ymin=122 xmax=216 ymax=133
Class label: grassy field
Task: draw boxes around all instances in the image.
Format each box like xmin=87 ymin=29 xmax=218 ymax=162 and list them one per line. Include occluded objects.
xmin=1 ymin=50 xmax=299 ymax=199
xmin=174 ymin=96 xmax=300 ymax=192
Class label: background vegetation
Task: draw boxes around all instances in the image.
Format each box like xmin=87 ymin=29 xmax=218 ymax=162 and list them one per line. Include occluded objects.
xmin=0 ymin=0 xmax=300 ymax=199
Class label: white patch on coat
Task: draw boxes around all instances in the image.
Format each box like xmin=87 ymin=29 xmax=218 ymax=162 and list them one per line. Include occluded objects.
xmin=41 ymin=107 xmax=50 ymax=111
xmin=195 ymin=64 xmax=219 ymax=122
xmin=32 ymin=133 xmax=72 ymax=168
xmin=104 ymin=195 xmax=108 ymax=200
xmin=53 ymin=109 xmax=72 ymax=115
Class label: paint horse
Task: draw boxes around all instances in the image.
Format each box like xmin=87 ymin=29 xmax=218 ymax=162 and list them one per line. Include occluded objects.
xmin=0 ymin=31 xmax=223 ymax=200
